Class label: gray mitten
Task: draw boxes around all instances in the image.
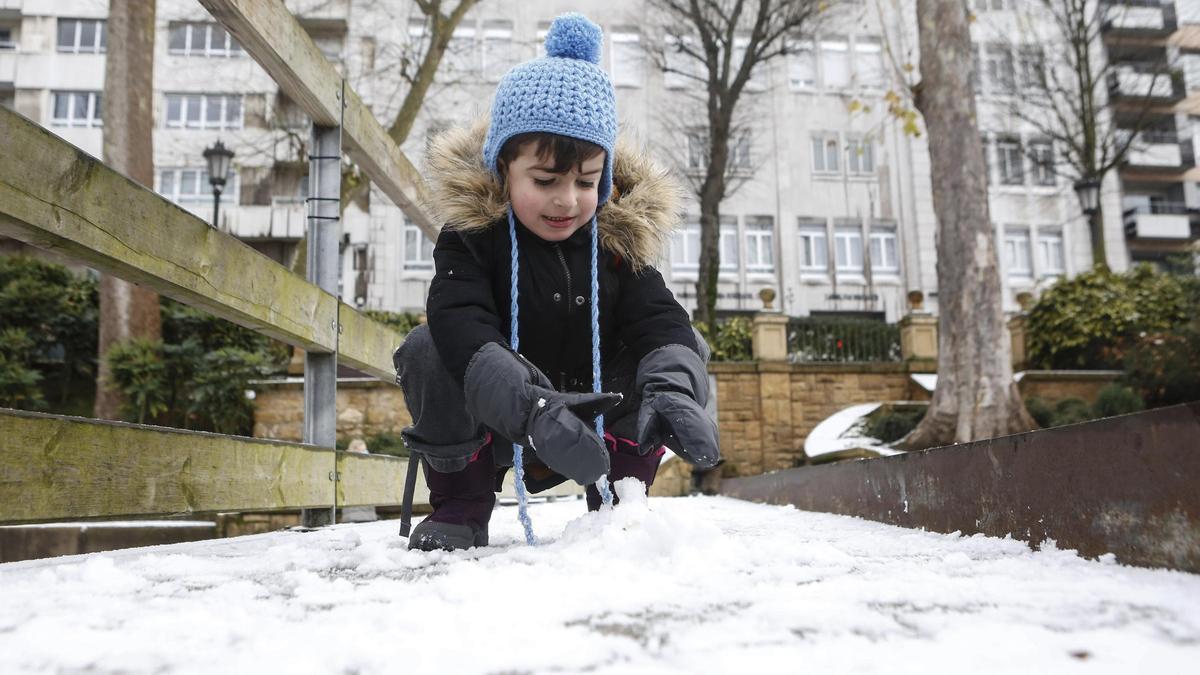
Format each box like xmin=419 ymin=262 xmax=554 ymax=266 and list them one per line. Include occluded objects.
xmin=635 ymin=344 xmax=721 ymax=468
xmin=464 ymin=342 xmax=622 ymax=485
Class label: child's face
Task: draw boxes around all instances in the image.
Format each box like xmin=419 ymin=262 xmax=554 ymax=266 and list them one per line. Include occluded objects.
xmin=505 ymin=142 xmax=604 ymax=242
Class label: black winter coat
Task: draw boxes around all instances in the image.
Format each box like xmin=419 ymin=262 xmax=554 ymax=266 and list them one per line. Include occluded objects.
xmin=427 ymin=218 xmax=696 ymax=392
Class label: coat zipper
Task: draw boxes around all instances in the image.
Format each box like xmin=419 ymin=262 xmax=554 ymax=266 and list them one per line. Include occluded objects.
xmin=553 ymin=244 xmax=573 ymax=316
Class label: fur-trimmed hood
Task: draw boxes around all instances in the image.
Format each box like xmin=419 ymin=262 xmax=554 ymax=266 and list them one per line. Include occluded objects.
xmin=423 ymin=119 xmax=686 ymax=271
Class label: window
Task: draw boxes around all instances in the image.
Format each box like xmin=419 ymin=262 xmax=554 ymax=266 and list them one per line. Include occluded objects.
xmin=730 ymin=130 xmax=752 ymax=171
xmin=1004 ymin=226 xmax=1032 ymax=276
xmin=404 ymin=219 xmax=434 ymax=271
xmin=846 ymin=135 xmax=875 ymax=175
xmin=719 ymin=216 xmax=739 ymax=272
xmin=820 ymin=38 xmax=850 ymax=89
xmin=985 ymin=44 xmax=1015 ymax=94
xmin=997 ymin=138 xmax=1024 ymax=185
xmin=975 ymin=0 xmax=1012 ymax=11
xmin=57 ymin=19 xmax=105 ymax=54
xmin=788 ymin=38 xmax=816 ymax=90
xmin=671 ymin=221 xmax=701 ymax=272
xmin=981 ymin=135 xmax=992 ymax=183
xmin=1019 ymin=47 xmax=1044 ymax=90
xmin=971 ymin=46 xmax=983 ymax=94
xmin=869 ymin=226 xmax=899 ymax=273
xmin=352 ymin=245 xmax=369 ymax=272
xmin=482 ymin=20 xmax=515 ymax=82
xmin=686 ymin=128 xmax=709 ymax=171
xmin=51 ymin=91 xmax=102 ymax=127
xmin=611 ymin=29 xmax=643 ymax=87
xmin=1029 ymin=140 xmax=1055 ymax=186
xmin=670 ymin=217 xmax=737 ymax=273
xmin=536 ymin=22 xmax=551 ymax=58
xmin=165 ymin=94 xmax=243 ymax=130
xmin=744 ymin=216 xmax=775 ymax=273
xmin=812 ymin=134 xmax=840 ymax=174
xmin=854 ymin=37 xmax=885 ymax=89
xmin=665 ymin=34 xmax=699 ymax=89
xmin=798 ymin=218 xmax=829 ymax=272
xmin=1037 ymin=228 xmax=1065 ymax=275
xmin=158 ymin=168 xmax=239 ymax=206
xmin=447 ymin=25 xmax=478 ymax=76
xmin=834 ymin=225 xmax=864 ymax=273
xmin=733 ymin=34 xmax=764 ymax=90
xmin=167 ymin=22 xmax=243 ymax=57
xmin=0 ymin=27 xmax=14 ymax=50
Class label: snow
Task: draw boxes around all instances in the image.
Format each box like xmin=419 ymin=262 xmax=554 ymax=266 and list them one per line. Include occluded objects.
xmin=2 ymin=483 xmax=1197 ymax=674
xmin=803 ymin=402 xmax=903 ymax=459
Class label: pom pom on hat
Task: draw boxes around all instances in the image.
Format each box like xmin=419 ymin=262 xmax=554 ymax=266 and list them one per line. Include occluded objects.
xmin=544 ymin=13 xmax=603 ymax=65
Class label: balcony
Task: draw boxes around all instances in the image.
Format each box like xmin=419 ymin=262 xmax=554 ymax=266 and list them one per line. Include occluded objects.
xmin=1120 ymin=130 xmax=1196 ymax=170
xmin=217 ymin=199 xmax=307 ymax=240
xmin=1108 ymin=63 xmax=1184 ymax=102
xmin=1102 ymin=1 xmax=1178 ymax=38
xmin=0 ymin=48 xmax=15 ymax=84
xmin=1123 ymin=202 xmax=1194 ymax=239
xmin=0 ymin=0 xmax=21 ymax=19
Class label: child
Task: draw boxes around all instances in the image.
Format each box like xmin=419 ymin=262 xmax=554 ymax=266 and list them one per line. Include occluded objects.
xmin=394 ymin=13 xmax=720 ymax=552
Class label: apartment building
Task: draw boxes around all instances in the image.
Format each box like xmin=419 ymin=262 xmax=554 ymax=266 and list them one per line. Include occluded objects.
xmin=3 ymin=0 xmax=1186 ymax=325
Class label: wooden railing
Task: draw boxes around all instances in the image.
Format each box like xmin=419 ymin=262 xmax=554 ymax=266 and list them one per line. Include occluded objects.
xmin=0 ymin=0 xmax=441 ymax=525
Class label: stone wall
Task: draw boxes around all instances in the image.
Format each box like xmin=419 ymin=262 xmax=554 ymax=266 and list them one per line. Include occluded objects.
xmin=253 ymin=378 xmax=411 ymax=444
xmin=251 ymin=367 xmax=1122 ymax=482
xmin=711 ymin=362 xmax=918 ymax=477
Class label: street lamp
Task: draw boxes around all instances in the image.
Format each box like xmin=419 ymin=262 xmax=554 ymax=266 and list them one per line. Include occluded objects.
xmin=1073 ymin=177 xmax=1106 ymax=268
xmin=1073 ymin=178 xmax=1101 ymax=216
xmin=202 ymin=140 xmax=234 ymax=229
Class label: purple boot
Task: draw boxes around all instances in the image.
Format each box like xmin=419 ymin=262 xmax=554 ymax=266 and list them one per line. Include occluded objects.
xmin=586 ymin=434 xmax=665 ymax=511
xmin=408 ymin=440 xmax=497 ymax=551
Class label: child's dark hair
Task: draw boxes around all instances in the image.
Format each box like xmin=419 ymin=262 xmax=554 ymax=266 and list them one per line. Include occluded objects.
xmin=497 ymin=132 xmax=604 ymax=179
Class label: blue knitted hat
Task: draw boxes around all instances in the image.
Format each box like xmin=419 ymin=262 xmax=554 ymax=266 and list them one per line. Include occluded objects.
xmin=483 ymin=13 xmax=618 ymax=205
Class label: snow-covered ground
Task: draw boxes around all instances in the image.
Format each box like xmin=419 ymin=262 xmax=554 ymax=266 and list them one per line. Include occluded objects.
xmin=2 ymin=481 xmax=1197 ymax=674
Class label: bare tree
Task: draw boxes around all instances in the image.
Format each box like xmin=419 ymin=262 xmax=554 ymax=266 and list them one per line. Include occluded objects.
xmin=287 ymin=0 xmax=480 ymax=280
xmin=643 ymin=0 xmax=823 ymax=332
xmin=903 ymin=0 xmax=1036 ymax=449
xmin=95 ymin=0 xmax=161 ymax=420
xmin=997 ymin=0 xmax=1178 ymax=268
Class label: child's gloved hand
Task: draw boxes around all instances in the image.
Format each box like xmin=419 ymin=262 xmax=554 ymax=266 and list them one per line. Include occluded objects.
xmin=634 ymin=344 xmax=721 ymax=468
xmin=464 ymin=342 xmax=621 ymax=485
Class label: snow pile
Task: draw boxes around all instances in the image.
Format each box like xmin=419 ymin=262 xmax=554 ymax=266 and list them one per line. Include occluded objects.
xmin=1 ymin=489 xmax=1198 ymax=674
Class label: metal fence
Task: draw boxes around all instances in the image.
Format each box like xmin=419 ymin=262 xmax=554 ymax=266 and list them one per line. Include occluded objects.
xmin=787 ymin=317 xmax=902 ymax=363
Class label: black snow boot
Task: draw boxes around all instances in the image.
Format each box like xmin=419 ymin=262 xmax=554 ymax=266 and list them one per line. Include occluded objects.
xmin=408 ymin=442 xmax=497 ymax=552
xmin=586 ymin=436 xmax=664 ymax=511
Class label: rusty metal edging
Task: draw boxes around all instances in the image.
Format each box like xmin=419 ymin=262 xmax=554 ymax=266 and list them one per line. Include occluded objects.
xmin=720 ymin=402 xmax=1200 ymax=572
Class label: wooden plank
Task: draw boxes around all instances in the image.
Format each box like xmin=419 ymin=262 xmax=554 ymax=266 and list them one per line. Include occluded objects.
xmin=0 ymin=408 xmax=429 ymax=523
xmin=0 ymin=107 xmax=403 ymax=379
xmin=0 ymin=408 xmax=334 ymax=523
xmin=198 ymin=0 xmax=440 ymax=240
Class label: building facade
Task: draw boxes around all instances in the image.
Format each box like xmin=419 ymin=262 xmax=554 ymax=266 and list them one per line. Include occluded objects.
xmin=2 ymin=0 xmax=1194 ymax=325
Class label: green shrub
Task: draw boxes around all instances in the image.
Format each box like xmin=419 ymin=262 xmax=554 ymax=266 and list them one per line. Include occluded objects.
xmin=1026 ymin=264 xmax=1196 ymax=370
xmin=1092 ymin=384 xmax=1145 ymax=419
xmin=186 ymin=347 xmax=276 ymax=435
xmin=1024 ymin=396 xmax=1055 ymax=428
xmin=106 ymin=338 xmax=170 ymax=424
xmin=1122 ymin=328 xmax=1200 ymax=408
xmin=1050 ymin=398 xmax=1093 ymax=427
xmin=0 ymin=328 xmax=46 ymax=410
xmin=0 ymin=255 xmax=98 ymax=410
xmin=695 ymin=317 xmax=752 ymax=361
xmin=365 ymin=431 xmax=409 ymax=458
xmin=364 ymin=310 xmax=423 ymax=338
xmin=864 ymin=407 xmax=925 ymax=444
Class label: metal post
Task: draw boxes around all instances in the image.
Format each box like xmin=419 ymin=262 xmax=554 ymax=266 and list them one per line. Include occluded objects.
xmin=300 ymin=84 xmax=344 ymax=528
xmin=211 ymin=189 xmax=221 ymax=229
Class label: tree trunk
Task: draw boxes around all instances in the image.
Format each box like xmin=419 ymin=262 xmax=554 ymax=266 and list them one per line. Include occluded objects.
xmin=1089 ymin=202 xmax=1107 ymax=269
xmin=903 ymin=0 xmax=1035 ymax=450
xmin=94 ymin=0 xmax=161 ymax=420
xmin=695 ymin=122 xmax=731 ymax=333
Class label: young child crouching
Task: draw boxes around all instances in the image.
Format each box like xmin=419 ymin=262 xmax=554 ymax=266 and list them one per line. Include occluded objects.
xmin=393 ymin=13 xmax=719 ymax=552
